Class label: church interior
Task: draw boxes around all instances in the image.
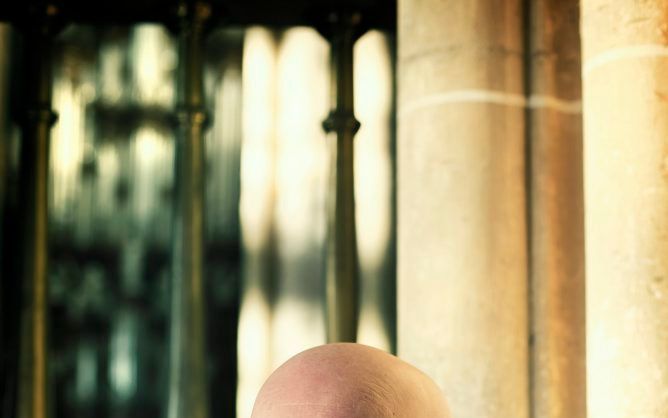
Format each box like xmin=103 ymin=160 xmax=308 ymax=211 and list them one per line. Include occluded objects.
xmin=0 ymin=0 xmax=664 ymax=417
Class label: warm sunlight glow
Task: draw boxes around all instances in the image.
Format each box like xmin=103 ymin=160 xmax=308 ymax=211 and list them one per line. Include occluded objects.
xmin=51 ymin=77 xmax=86 ymax=222
xmin=130 ymin=25 xmax=176 ymax=106
xmin=238 ymin=26 xmax=278 ymax=418
xmin=354 ymin=30 xmax=392 ymax=270
xmin=240 ymin=27 xmax=277 ymax=252
xmin=270 ymin=27 xmax=329 ymax=367
xmin=354 ymin=31 xmax=393 ymax=352
xmin=237 ymin=288 xmax=273 ymax=418
xmin=133 ymin=127 xmax=173 ymax=229
xmin=273 ymin=27 xmax=329 ymax=258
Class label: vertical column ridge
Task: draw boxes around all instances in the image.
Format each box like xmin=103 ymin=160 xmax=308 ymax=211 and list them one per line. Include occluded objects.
xmin=320 ymin=11 xmax=364 ymax=344
xmin=167 ymin=2 xmax=211 ymax=418
xmin=15 ymin=4 xmax=62 ymax=418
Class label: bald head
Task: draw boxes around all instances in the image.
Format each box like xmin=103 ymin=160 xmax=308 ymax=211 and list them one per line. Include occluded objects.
xmin=251 ymin=343 xmax=450 ymax=418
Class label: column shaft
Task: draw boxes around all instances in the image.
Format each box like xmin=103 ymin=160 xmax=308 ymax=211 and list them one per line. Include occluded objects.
xmin=582 ymin=1 xmax=668 ymax=417
xmin=0 ymin=25 xmax=11 ymax=373
xmin=167 ymin=3 xmax=210 ymax=418
xmin=17 ymin=13 xmax=58 ymax=418
xmin=323 ymin=14 xmax=362 ymax=343
xmin=397 ymin=1 xmax=528 ymax=417
xmin=528 ymin=1 xmax=586 ymax=418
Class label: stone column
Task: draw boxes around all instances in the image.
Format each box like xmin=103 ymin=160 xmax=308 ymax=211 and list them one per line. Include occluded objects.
xmin=397 ymin=1 xmax=528 ymax=418
xmin=581 ymin=1 xmax=668 ymax=417
xmin=528 ymin=1 xmax=586 ymax=418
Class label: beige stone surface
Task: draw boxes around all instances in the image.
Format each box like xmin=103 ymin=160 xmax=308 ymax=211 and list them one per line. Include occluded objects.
xmin=530 ymin=108 xmax=586 ymax=418
xmin=398 ymin=1 xmax=528 ymax=417
xmin=529 ymin=1 xmax=586 ymax=418
xmin=584 ymin=59 xmax=668 ymax=418
xmin=581 ymin=0 xmax=668 ymax=58
xmin=582 ymin=1 xmax=668 ymax=416
xmin=399 ymin=1 xmax=524 ymax=104
xmin=530 ymin=0 xmax=582 ymax=100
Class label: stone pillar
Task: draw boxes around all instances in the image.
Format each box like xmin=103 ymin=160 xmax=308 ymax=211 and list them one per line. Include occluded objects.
xmin=528 ymin=1 xmax=586 ymax=418
xmin=581 ymin=1 xmax=668 ymax=417
xmin=397 ymin=1 xmax=528 ymax=418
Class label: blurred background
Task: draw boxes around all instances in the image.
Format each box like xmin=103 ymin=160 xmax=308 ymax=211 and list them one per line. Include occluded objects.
xmin=5 ymin=1 xmax=655 ymax=418
xmin=13 ymin=0 xmax=668 ymax=418
xmin=0 ymin=5 xmax=396 ymax=417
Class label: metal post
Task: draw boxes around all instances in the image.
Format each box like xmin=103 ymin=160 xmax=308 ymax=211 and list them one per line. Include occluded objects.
xmin=321 ymin=11 xmax=363 ymax=343
xmin=15 ymin=4 xmax=60 ymax=418
xmin=0 ymin=21 xmax=10 ymax=365
xmin=167 ymin=2 xmax=210 ymax=418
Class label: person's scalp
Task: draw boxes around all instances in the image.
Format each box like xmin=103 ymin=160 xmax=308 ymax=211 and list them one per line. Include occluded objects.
xmin=251 ymin=343 xmax=450 ymax=418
